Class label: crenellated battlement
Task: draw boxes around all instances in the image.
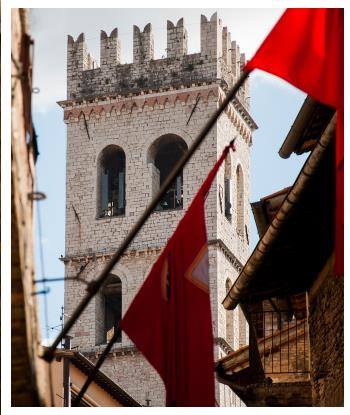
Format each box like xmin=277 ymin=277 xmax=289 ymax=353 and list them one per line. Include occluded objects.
xmin=66 ymin=12 xmax=249 ymax=109
xmin=167 ymin=18 xmax=188 ymax=59
xmin=133 ymin=23 xmax=154 ymax=63
xmin=100 ymin=28 xmax=121 ymax=68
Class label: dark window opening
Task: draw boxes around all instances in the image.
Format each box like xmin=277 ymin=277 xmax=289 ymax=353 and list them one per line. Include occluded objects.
xmin=103 ymin=275 xmax=122 ymax=343
xmin=224 ymin=155 xmax=232 ymax=221
xmin=236 ymin=164 xmax=244 ymax=235
xmin=152 ymin=136 xmax=187 ymax=211
xmin=95 ymin=274 xmax=122 ymax=345
xmin=98 ymin=145 xmax=125 ymax=218
xmin=224 ymin=178 xmax=232 ymax=220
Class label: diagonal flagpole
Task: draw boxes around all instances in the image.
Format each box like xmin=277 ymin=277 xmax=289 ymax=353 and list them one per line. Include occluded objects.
xmin=41 ymin=71 xmax=250 ymax=364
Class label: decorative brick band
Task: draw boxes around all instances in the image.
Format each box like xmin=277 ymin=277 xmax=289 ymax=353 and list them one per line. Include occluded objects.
xmin=60 ymin=246 xmax=162 ymax=265
xmin=60 ymin=85 xmax=255 ymax=143
xmin=83 ymin=336 xmax=232 ymax=359
xmin=60 ymin=238 xmax=243 ymax=272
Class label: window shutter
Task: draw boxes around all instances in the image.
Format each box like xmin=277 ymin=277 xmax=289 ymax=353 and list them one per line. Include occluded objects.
xmin=175 ymin=175 xmax=182 ymax=203
xmin=225 ymin=178 xmax=232 ymax=217
xmin=118 ymin=171 xmax=125 ymax=209
xmin=101 ymin=172 xmax=109 ymax=211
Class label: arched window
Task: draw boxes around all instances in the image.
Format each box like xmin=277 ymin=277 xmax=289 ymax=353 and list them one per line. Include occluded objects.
xmin=97 ymin=145 xmax=125 ymax=218
xmin=236 ymin=164 xmax=244 ymax=235
xmin=148 ymin=134 xmax=188 ymax=210
xmin=225 ymin=279 xmax=234 ymax=346
xmin=224 ymin=153 xmax=232 ymax=221
xmin=96 ymin=274 xmax=122 ymax=345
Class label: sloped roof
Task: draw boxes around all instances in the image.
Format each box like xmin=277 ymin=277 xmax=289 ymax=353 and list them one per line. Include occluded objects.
xmin=54 ymin=349 xmax=141 ymax=407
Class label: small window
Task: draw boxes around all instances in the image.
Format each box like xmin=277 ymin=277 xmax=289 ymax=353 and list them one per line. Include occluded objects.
xmin=224 ymin=178 xmax=232 ymax=219
xmin=236 ymin=164 xmax=244 ymax=235
xmin=97 ymin=145 xmax=125 ymax=218
xmin=96 ymin=274 xmax=122 ymax=345
xmin=224 ymin=154 xmax=232 ymax=221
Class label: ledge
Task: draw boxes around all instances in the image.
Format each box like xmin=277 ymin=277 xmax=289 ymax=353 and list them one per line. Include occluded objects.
xmin=61 ymin=238 xmax=243 ymax=272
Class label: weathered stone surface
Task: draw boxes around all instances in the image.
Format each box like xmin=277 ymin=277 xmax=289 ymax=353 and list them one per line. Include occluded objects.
xmin=308 ymin=263 xmax=344 ymax=406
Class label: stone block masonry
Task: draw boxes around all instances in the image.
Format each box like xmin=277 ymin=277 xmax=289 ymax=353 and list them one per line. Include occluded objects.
xmin=62 ymin=12 xmax=257 ymax=407
xmin=308 ymin=259 xmax=344 ymax=406
xmin=66 ymin=12 xmax=249 ymax=108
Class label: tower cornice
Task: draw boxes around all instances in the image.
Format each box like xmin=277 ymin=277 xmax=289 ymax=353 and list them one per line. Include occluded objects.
xmin=60 ymin=238 xmax=244 ymax=273
xmin=58 ymin=84 xmax=256 ymax=142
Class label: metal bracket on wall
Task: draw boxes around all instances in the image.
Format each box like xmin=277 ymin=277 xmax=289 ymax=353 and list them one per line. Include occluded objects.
xmin=186 ymin=95 xmax=201 ymax=126
xmin=72 ymin=204 xmax=81 ymax=224
xmin=82 ymin=112 xmax=91 ymax=140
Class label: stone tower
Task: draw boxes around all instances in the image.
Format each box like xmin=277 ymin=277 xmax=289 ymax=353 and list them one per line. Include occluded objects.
xmin=61 ymin=12 xmax=257 ymax=407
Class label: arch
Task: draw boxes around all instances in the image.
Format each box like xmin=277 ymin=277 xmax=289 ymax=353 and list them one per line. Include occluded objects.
xmin=95 ymin=273 xmax=122 ymax=345
xmin=145 ymin=129 xmax=192 ymax=162
xmin=236 ymin=164 xmax=244 ymax=235
xmin=224 ymin=153 xmax=232 ymax=221
xmin=110 ymin=263 xmax=129 ymax=295
xmin=147 ymin=134 xmax=188 ymax=210
xmin=97 ymin=145 xmax=126 ymax=218
xmin=225 ymin=278 xmax=234 ymax=347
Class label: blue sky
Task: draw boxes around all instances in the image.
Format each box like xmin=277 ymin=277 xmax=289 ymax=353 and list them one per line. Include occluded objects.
xmin=30 ymin=8 xmax=306 ymax=342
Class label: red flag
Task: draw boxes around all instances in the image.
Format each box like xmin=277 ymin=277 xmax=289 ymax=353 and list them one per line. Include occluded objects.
xmin=120 ymin=143 xmax=235 ymax=406
xmin=245 ymin=8 xmax=344 ymax=275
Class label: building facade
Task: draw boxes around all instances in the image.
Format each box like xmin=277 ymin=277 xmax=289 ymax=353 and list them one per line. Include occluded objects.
xmin=11 ymin=8 xmax=51 ymax=406
xmin=61 ymin=12 xmax=257 ymax=406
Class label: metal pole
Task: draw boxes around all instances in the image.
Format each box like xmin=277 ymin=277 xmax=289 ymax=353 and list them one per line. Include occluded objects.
xmin=42 ymin=71 xmax=250 ymax=363
xmin=63 ymin=335 xmax=72 ymax=407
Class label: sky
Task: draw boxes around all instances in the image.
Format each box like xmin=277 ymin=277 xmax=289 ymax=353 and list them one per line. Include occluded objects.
xmin=29 ymin=8 xmax=307 ymax=343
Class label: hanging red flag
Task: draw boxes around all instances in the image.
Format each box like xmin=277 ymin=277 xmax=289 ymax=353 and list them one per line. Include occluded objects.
xmin=120 ymin=142 xmax=235 ymax=406
xmin=245 ymin=8 xmax=344 ymax=276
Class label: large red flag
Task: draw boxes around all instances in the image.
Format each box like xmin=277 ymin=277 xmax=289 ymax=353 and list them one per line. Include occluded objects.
xmin=120 ymin=143 xmax=235 ymax=406
xmin=246 ymin=8 xmax=344 ymax=275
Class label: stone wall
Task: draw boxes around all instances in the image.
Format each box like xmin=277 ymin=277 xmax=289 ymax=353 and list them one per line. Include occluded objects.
xmin=308 ymin=257 xmax=344 ymax=406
